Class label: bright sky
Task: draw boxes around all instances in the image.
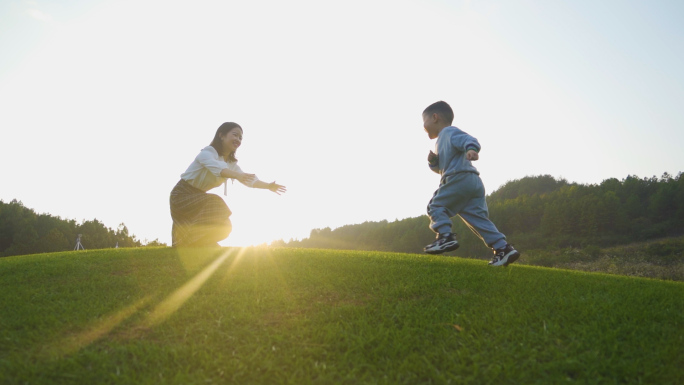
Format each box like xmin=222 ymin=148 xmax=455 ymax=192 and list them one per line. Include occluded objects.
xmin=1 ymin=0 xmax=683 ymax=247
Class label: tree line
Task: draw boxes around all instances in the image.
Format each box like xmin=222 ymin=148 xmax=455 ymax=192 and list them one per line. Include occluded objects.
xmin=280 ymin=173 xmax=684 ymax=258
xmin=4 ymin=172 xmax=682 ymax=259
xmin=0 ymin=199 xmax=164 ymax=257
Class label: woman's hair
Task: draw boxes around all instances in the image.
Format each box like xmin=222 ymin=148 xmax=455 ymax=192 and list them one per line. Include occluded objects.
xmin=210 ymin=122 xmax=242 ymax=163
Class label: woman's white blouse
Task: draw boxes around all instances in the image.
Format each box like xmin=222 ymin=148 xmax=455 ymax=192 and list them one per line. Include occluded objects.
xmin=180 ymin=146 xmax=258 ymax=194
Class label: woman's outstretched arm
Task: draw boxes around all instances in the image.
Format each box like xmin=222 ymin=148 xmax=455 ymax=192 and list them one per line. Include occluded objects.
xmin=220 ymin=168 xmax=256 ymax=185
xmin=253 ymin=180 xmax=287 ymax=195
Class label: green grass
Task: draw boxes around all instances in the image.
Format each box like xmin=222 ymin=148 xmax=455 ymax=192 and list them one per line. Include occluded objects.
xmin=518 ymin=237 xmax=684 ymax=281
xmin=1 ymin=247 xmax=682 ymax=384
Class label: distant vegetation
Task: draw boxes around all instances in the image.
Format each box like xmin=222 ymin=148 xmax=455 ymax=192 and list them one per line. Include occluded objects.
xmin=279 ymin=173 xmax=684 ymax=279
xmin=4 ymin=172 xmax=683 ymax=275
xmin=0 ymin=199 xmax=164 ymax=257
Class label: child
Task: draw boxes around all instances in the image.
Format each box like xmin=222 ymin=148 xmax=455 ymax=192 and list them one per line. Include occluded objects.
xmin=422 ymin=101 xmax=520 ymax=266
xmin=169 ymin=122 xmax=286 ymax=247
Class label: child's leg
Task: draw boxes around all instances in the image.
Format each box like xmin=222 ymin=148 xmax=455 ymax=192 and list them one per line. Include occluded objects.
xmin=427 ymin=191 xmax=455 ymax=235
xmin=448 ymin=173 xmax=507 ymax=249
xmin=427 ymin=173 xmax=478 ymax=235
xmin=458 ymin=197 xmax=507 ymax=250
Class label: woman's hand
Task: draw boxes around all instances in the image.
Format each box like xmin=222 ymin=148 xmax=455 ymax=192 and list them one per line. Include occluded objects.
xmin=466 ymin=150 xmax=479 ymax=161
xmin=268 ymin=181 xmax=287 ymax=195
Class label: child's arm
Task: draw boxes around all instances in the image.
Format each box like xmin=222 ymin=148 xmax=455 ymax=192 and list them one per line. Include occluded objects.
xmin=428 ymin=151 xmax=440 ymax=174
xmin=450 ymin=129 xmax=481 ymax=157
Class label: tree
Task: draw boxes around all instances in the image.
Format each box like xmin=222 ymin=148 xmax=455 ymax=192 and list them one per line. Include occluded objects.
xmin=4 ymin=224 xmax=39 ymax=256
xmin=0 ymin=199 xmax=144 ymax=257
xmin=286 ymin=173 xmax=684 ymax=254
xmin=36 ymin=228 xmax=71 ymax=253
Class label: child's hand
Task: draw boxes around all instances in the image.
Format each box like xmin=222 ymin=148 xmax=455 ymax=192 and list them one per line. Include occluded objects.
xmin=268 ymin=181 xmax=287 ymax=195
xmin=428 ymin=150 xmax=438 ymax=164
xmin=466 ymin=150 xmax=479 ymax=161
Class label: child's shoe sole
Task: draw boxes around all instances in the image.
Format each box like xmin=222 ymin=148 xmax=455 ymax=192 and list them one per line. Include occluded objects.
xmin=490 ymin=250 xmax=521 ymax=267
xmin=503 ymin=251 xmax=520 ymax=266
xmin=424 ymin=241 xmax=459 ymax=255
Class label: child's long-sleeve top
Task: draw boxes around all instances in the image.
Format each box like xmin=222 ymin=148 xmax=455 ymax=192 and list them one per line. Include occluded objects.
xmin=429 ymin=126 xmax=481 ymax=177
xmin=181 ymin=146 xmax=259 ymax=194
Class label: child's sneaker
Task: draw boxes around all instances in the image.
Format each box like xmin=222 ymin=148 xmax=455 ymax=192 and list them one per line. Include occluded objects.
xmin=424 ymin=233 xmax=459 ymax=254
xmin=489 ymin=244 xmax=520 ymax=266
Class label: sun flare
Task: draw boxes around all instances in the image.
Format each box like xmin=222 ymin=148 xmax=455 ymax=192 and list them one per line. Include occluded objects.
xmin=143 ymin=248 xmax=237 ymax=327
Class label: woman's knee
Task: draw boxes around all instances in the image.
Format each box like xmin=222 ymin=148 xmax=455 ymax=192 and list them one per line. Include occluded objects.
xmin=218 ymin=218 xmax=232 ymax=240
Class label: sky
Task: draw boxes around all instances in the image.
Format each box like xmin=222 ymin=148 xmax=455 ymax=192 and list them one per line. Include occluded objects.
xmin=1 ymin=0 xmax=683 ymax=247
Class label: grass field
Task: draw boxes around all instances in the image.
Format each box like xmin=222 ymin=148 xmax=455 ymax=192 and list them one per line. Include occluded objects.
xmin=1 ymin=247 xmax=682 ymax=384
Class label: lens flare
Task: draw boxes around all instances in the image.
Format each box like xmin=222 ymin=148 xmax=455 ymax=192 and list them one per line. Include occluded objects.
xmin=50 ymin=295 xmax=153 ymax=358
xmin=143 ymin=248 xmax=235 ymax=327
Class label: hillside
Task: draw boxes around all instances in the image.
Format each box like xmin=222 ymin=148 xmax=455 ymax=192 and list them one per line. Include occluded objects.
xmin=1 ymin=247 xmax=682 ymax=384
xmin=282 ymin=174 xmax=684 ymax=279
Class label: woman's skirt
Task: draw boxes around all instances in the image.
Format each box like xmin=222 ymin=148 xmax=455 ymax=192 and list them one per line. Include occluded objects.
xmin=169 ymin=179 xmax=232 ymax=247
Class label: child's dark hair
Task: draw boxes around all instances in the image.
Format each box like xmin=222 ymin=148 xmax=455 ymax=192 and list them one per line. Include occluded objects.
xmin=210 ymin=122 xmax=242 ymax=163
xmin=423 ymin=101 xmax=454 ymax=125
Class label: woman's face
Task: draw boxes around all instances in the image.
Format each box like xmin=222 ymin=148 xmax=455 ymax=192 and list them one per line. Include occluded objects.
xmin=221 ymin=127 xmax=243 ymax=154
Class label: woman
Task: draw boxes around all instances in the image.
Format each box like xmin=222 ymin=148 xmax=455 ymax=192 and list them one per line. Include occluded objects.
xmin=170 ymin=122 xmax=286 ymax=247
